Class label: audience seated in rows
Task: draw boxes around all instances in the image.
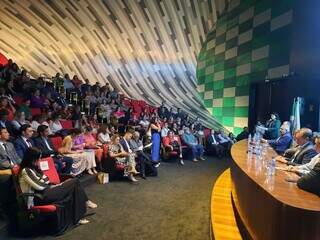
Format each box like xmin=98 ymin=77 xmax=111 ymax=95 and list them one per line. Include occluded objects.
xmin=58 ymin=128 xmax=97 ymax=175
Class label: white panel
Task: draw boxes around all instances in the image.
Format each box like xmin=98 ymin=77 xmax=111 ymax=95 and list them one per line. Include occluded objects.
xmin=236 ymin=63 xmax=251 ymax=76
xmin=253 ymin=9 xmax=271 ymax=27
xmin=223 ymin=87 xmax=236 ymax=97
xmin=271 ymin=10 xmax=293 ymax=31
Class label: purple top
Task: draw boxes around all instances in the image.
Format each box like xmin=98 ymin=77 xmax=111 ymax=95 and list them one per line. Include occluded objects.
xmin=73 ymin=134 xmax=85 ymax=150
xmin=30 ymin=96 xmax=45 ymax=108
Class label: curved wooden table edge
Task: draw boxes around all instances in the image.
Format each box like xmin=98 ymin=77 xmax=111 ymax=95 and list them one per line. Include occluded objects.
xmin=230 ymin=140 xmax=320 ymax=212
xmin=211 ymin=168 xmax=242 ymax=240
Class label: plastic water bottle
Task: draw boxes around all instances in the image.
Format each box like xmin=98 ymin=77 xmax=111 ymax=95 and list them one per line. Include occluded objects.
xmin=267 ymin=158 xmax=276 ymax=176
xmin=248 ymin=134 xmax=252 ymax=150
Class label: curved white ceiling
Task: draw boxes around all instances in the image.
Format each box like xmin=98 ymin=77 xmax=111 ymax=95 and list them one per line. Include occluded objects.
xmin=0 ymin=0 xmax=229 ymax=128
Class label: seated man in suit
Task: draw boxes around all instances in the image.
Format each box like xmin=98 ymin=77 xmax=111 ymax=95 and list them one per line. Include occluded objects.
xmin=276 ymin=128 xmax=317 ymax=165
xmin=0 ymin=109 xmax=15 ymax=138
xmin=297 ymin=162 xmax=320 ymax=196
xmin=14 ymin=124 xmax=35 ymax=159
xmin=182 ymin=127 xmax=205 ymax=162
xmin=206 ymin=129 xmax=225 ymax=158
xmin=0 ymin=127 xmax=21 ymax=213
xmin=129 ymin=131 xmax=157 ymax=179
xmin=34 ymin=125 xmax=73 ymax=174
xmin=0 ymin=127 xmax=21 ymax=170
xmin=261 ymin=124 xmax=292 ymax=154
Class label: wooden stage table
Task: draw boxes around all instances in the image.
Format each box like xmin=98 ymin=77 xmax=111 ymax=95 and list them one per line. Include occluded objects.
xmin=230 ymin=140 xmax=320 ymax=240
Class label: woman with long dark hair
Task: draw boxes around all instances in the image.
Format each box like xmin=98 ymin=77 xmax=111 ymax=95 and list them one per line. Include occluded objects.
xmin=148 ymin=117 xmax=161 ymax=166
xmin=18 ymin=147 xmax=97 ymax=227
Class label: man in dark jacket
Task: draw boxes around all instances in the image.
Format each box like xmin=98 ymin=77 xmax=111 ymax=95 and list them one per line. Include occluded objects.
xmin=0 ymin=127 xmax=21 ymax=170
xmin=262 ymin=124 xmax=292 ymax=154
xmin=14 ymin=124 xmax=35 ymax=159
xmin=276 ymin=128 xmax=317 ymax=165
xmin=297 ymin=162 xmax=320 ymax=196
xmin=34 ymin=125 xmax=73 ymax=174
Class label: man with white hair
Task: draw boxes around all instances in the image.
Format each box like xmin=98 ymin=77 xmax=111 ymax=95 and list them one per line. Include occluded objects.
xmin=129 ymin=131 xmax=157 ymax=179
xmin=262 ymin=123 xmax=292 ymax=154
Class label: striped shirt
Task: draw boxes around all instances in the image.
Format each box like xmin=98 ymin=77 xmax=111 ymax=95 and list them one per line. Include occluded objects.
xmin=19 ymin=168 xmax=50 ymax=208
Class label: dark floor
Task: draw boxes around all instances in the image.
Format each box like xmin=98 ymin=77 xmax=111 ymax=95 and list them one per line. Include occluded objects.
xmin=1 ymin=156 xmax=230 ymax=240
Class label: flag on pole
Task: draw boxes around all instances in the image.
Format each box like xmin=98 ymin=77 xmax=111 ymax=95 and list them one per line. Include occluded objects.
xmin=291 ymin=97 xmax=301 ymax=134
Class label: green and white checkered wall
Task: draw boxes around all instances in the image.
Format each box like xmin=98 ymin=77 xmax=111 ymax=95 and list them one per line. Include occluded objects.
xmin=196 ymin=0 xmax=295 ymax=134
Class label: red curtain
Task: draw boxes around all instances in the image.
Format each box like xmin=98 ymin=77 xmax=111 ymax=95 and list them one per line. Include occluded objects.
xmin=0 ymin=53 xmax=8 ymax=66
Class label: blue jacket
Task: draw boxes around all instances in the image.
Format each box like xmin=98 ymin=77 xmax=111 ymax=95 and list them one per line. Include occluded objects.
xmin=14 ymin=137 xmax=35 ymax=159
xmin=268 ymin=132 xmax=292 ymax=154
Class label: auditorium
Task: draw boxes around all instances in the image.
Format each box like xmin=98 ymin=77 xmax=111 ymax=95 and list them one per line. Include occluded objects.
xmin=0 ymin=0 xmax=319 ymax=239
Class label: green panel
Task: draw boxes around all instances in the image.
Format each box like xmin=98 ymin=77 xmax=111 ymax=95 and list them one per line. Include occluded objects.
xmin=225 ymin=68 xmax=236 ymax=79
xmin=216 ymin=34 xmax=226 ymax=45
xmin=239 ymin=19 xmax=253 ymax=34
xmin=205 ymin=74 xmax=214 ymax=83
xmin=213 ymin=80 xmax=224 ymax=90
xmin=213 ymin=89 xmax=223 ymax=98
xmin=197 ymin=76 xmax=205 ymax=85
xmin=234 ymin=127 xmax=244 ymax=135
xmin=227 ymin=16 xmax=239 ymax=30
xmin=236 ymin=75 xmax=251 ymax=86
xmin=271 ymin=0 xmax=295 ymax=17
xmin=237 ymin=52 xmax=251 ymax=65
xmin=205 ymin=82 xmax=214 ymax=91
xmin=215 ymin=52 xmax=225 ymax=62
xmin=235 ymin=107 xmax=249 ymax=117
xmin=213 ymin=107 xmax=223 ymax=116
xmin=238 ymin=42 xmax=252 ymax=55
xmin=222 ymin=107 xmax=235 ymax=117
xmin=252 ymin=58 xmax=269 ymax=72
xmin=222 ymin=117 xmax=234 ymax=127
xmin=254 ymin=0 xmax=271 ymax=14
xmin=214 ymin=62 xmax=225 ymax=72
xmin=225 ymin=58 xmax=237 ymax=68
xmin=204 ymin=99 xmax=213 ymax=107
xmin=253 ymin=22 xmax=270 ymax=40
xmin=235 ymin=85 xmax=250 ymax=96
xmin=224 ymin=77 xmax=237 ymax=88
xmin=198 ymin=92 xmax=204 ymax=99
xmin=226 ymin=37 xmax=238 ymax=49
xmin=223 ymin=97 xmax=235 ymax=107
xmin=250 ymin=71 xmax=267 ymax=82
xmin=252 ymin=35 xmax=270 ymax=50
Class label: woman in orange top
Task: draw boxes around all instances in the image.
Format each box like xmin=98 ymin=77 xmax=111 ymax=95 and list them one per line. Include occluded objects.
xmin=162 ymin=130 xmax=184 ymax=165
xmin=83 ymin=126 xmax=104 ymax=167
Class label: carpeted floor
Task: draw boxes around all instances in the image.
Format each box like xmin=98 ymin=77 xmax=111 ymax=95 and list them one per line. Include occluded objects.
xmin=2 ymin=156 xmax=230 ymax=240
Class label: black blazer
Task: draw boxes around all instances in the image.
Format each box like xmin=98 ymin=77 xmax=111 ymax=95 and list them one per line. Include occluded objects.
xmin=14 ymin=137 xmax=35 ymax=159
xmin=297 ymin=162 xmax=320 ymax=196
xmin=284 ymin=142 xmax=317 ymax=165
xmin=33 ymin=137 xmax=56 ymax=158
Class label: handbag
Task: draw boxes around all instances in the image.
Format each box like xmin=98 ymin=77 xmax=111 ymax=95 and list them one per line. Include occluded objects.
xmin=96 ymin=172 xmax=109 ymax=184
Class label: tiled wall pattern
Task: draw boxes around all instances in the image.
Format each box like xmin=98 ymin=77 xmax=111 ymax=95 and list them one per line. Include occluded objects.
xmin=196 ymin=0 xmax=295 ymax=134
xmin=0 ymin=0 xmax=230 ymax=129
